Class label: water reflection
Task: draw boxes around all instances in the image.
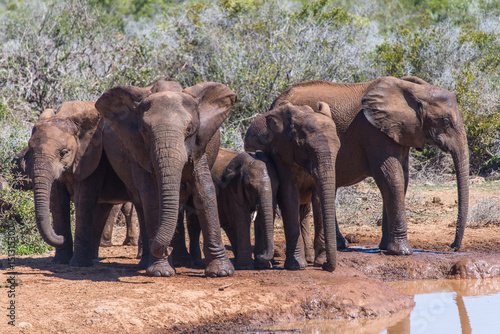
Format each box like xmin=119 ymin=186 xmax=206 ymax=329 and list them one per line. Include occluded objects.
xmin=265 ymin=278 xmax=500 ymax=334
xmin=385 ymin=278 xmax=500 ymax=334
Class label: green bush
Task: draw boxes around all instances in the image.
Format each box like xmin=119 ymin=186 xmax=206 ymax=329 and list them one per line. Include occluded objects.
xmin=0 ymin=187 xmax=52 ymax=255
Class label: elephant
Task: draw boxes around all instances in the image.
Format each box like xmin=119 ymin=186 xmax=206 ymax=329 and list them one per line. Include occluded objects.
xmin=100 ymin=202 xmax=139 ymax=247
xmin=245 ymin=101 xmax=341 ymax=271
xmin=267 ymin=76 xmax=469 ymax=255
xmin=28 ymin=101 xmax=133 ymax=266
xmin=212 ymin=148 xmax=279 ymax=269
xmin=173 ymin=148 xmax=279 ymax=270
xmin=209 ymin=148 xmax=279 ymax=270
xmin=96 ymin=79 xmax=237 ymax=278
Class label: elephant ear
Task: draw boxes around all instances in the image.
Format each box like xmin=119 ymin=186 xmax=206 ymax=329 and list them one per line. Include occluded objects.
xmin=66 ymin=102 xmax=105 ymax=181
xmin=362 ymin=77 xmax=426 ymax=149
xmin=95 ymin=85 xmax=153 ymax=172
xmin=401 ymin=76 xmax=429 ymax=85
xmin=183 ymin=82 xmax=237 ymax=160
xmin=38 ymin=108 xmax=55 ymax=121
xmin=316 ymin=102 xmax=331 ymax=118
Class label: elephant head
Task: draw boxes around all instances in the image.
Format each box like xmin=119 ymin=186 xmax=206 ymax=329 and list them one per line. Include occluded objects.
xmin=245 ymin=101 xmax=340 ymax=271
xmin=362 ymin=76 xmax=469 ymax=250
xmin=95 ymin=79 xmax=237 ymax=262
xmin=28 ymin=102 xmax=104 ymax=247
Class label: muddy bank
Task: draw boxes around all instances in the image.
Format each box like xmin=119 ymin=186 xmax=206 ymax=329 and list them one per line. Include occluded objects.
xmin=2 ymin=239 xmax=500 ymax=334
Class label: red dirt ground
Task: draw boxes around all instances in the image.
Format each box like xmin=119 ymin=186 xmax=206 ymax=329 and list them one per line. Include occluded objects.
xmin=2 ymin=178 xmax=500 ymax=333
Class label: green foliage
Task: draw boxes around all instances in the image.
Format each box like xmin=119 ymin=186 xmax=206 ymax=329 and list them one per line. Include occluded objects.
xmin=292 ymin=0 xmax=354 ymax=25
xmin=455 ymin=65 xmax=500 ymax=171
xmin=0 ymin=186 xmax=52 ymax=255
xmin=219 ymin=0 xmax=262 ymax=15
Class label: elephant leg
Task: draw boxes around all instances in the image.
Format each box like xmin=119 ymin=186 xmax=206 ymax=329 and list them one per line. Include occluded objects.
xmin=70 ymin=163 xmax=108 ymax=267
xmin=379 ymin=206 xmax=389 ymax=250
xmin=50 ymin=181 xmax=73 ymax=264
xmin=185 ymin=201 xmax=203 ymax=267
xmin=100 ymin=204 xmax=121 ymax=247
xmin=70 ymin=177 xmax=103 ymax=267
xmin=234 ymin=210 xmax=253 ymax=270
xmin=278 ymin=178 xmax=306 ymax=270
xmin=171 ymin=208 xmax=194 ymax=268
xmin=93 ymin=203 xmax=115 ymax=258
xmin=192 ymin=154 xmax=234 ymax=277
xmin=380 ymin=154 xmax=409 ymax=250
xmin=134 ymin=204 xmax=149 ymax=268
xmin=122 ymin=202 xmax=139 ymax=246
xmin=299 ymin=203 xmax=315 ymax=264
xmin=372 ymin=156 xmax=412 ymax=255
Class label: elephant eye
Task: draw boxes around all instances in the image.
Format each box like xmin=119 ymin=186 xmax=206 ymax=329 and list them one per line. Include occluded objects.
xmin=60 ymin=149 xmax=69 ymax=157
xmin=186 ymin=123 xmax=194 ymax=136
xmin=441 ymin=117 xmax=451 ymax=127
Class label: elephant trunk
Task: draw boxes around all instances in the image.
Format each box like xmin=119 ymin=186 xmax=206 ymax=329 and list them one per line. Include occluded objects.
xmin=255 ymin=188 xmax=275 ymax=263
xmin=150 ymin=129 xmax=187 ymax=259
xmin=33 ymin=163 xmax=64 ymax=247
xmin=312 ymin=152 xmax=337 ymax=272
xmin=450 ymin=137 xmax=470 ymax=251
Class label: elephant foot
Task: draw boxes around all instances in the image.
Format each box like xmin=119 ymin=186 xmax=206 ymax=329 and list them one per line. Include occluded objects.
xmin=450 ymin=241 xmax=461 ymax=251
xmin=386 ymin=240 xmax=413 ymax=255
xmin=378 ymin=238 xmax=389 ymax=250
xmin=137 ymin=256 xmax=149 ymax=270
xmin=146 ymin=257 xmax=176 ymax=277
xmin=205 ymin=258 xmax=234 ymax=278
xmin=322 ymin=260 xmax=336 ymax=272
xmin=284 ymin=255 xmax=307 ymax=270
xmin=69 ymin=254 xmax=94 ymax=267
xmin=192 ymin=256 xmax=205 ymax=269
xmin=123 ymin=236 xmax=139 ymax=246
xmin=172 ymin=251 xmax=195 ymax=268
xmin=100 ymin=239 xmax=112 ymax=247
xmin=313 ymin=252 xmax=327 ymax=267
xmin=235 ymin=260 xmax=254 ymax=270
xmin=304 ymin=248 xmax=315 ymax=264
xmin=337 ymin=234 xmax=349 ymax=250
xmin=53 ymin=249 xmax=73 ymax=264
xmin=254 ymin=259 xmax=272 ymax=270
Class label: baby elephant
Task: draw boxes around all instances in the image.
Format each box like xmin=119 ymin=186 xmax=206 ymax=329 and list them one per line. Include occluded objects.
xmin=212 ymin=148 xmax=279 ymax=270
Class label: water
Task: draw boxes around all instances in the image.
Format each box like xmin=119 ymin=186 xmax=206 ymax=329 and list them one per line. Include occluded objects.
xmin=264 ymin=278 xmax=500 ymax=334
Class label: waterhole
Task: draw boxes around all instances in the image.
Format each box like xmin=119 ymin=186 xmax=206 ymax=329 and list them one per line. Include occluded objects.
xmin=263 ymin=278 xmax=500 ymax=334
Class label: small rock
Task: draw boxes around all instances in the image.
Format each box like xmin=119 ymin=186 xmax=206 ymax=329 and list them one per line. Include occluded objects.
xmin=376 ymin=217 xmax=383 ymax=226
xmin=345 ymin=233 xmax=360 ymax=244
xmin=432 ymin=196 xmax=442 ymax=205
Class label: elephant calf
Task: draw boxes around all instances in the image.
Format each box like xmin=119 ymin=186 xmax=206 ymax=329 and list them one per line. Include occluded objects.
xmin=211 ymin=148 xmax=279 ymax=270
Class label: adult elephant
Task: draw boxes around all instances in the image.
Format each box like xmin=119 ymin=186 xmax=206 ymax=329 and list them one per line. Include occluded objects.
xmin=28 ymin=102 xmax=131 ymax=266
xmin=269 ymin=76 xmax=469 ymax=255
xmin=96 ymin=79 xmax=237 ymax=278
xmin=245 ymin=101 xmax=340 ymax=271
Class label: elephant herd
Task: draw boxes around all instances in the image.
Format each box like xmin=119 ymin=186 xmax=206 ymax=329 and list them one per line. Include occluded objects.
xmin=20 ymin=76 xmax=469 ymax=278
